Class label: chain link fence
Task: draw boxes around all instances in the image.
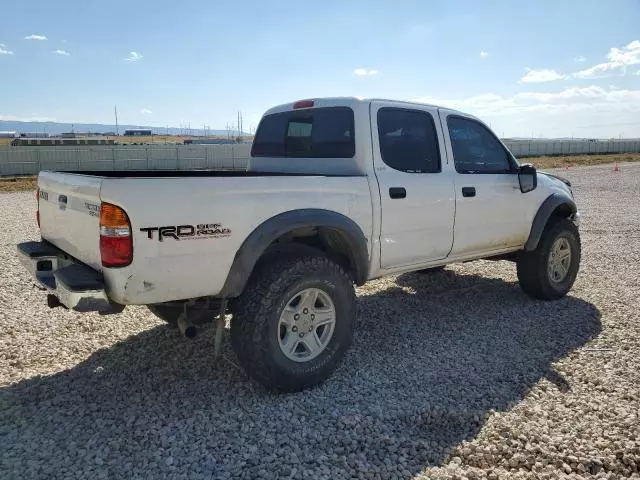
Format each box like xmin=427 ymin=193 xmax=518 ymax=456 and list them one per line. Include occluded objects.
xmin=0 ymin=144 xmax=252 ymax=176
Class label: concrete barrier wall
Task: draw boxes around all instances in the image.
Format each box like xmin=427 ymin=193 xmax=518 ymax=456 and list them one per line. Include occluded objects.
xmin=1 ymin=140 xmax=640 ymax=176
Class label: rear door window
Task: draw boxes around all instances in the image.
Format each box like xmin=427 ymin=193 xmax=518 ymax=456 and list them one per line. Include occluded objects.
xmin=251 ymin=107 xmax=355 ymax=158
xmin=377 ymin=108 xmax=441 ymax=173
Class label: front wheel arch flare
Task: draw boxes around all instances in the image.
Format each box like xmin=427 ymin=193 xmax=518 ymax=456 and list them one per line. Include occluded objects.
xmin=524 ymin=194 xmax=577 ymax=252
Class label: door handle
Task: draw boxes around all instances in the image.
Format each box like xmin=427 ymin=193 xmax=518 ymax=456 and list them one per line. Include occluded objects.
xmin=389 ymin=187 xmax=406 ymax=199
xmin=461 ymin=187 xmax=476 ymax=198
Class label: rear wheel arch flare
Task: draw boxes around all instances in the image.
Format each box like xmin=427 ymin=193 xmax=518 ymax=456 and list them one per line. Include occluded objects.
xmin=219 ymin=209 xmax=369 ymax=298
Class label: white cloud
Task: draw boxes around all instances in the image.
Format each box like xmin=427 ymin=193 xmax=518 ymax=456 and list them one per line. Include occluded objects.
xmin=515 ymin=85 xmax=640 ymax=104
xmin=574 ymin=56 xmax=586 ymax=63
xmin=353 ymin=68 xmax=378 ymax=76
xmin=54 ymin=49 xmax=70 ymax=56
xmin=573 ymin=40 xmax=640 ymax=78
xmin=0 ymin=45 xmax=13 ymax=55
xmin=415 ymin=86 xmax=640 ymax=114
xmin=519 ymin=68 xmax=567 ymax=83
xmin=479 ymin=51 xmax=489 ymax=58
xmin=125 ymin=51 xmax=142 ymax=62
xmin=412 ymin=85 xmax=640 ymax=137
xmin=24 ymin=34 xmax=47 ymax=41
xmin=140 ymin=109 xmax=153 ymax=115
xmin=0 ymin=114 xmax=56 ymax=122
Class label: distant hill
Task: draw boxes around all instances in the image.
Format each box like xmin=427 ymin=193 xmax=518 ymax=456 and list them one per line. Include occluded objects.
xmin=0 ymin=120 xmax=245 ymax=137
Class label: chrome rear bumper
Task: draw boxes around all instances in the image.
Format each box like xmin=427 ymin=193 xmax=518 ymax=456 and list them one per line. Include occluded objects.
xmin=16 ymin=241 xmax=123 ymax=313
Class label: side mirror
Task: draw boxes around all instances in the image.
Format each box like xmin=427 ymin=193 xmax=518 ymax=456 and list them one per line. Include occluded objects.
xmin=518 ymin=163 xmax=537 ymax=193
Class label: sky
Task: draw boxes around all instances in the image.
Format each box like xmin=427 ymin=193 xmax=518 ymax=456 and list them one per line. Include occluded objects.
xmin=0 ymin=0 xmax=639 ymax=138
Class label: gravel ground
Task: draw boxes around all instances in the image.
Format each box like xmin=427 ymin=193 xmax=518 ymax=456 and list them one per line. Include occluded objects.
xmin=1 ymin=162 xmax=639 ymax=479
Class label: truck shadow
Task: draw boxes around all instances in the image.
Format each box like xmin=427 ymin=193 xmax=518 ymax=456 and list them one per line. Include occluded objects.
xmin=1 ymin=269 xmax=601 ymax=479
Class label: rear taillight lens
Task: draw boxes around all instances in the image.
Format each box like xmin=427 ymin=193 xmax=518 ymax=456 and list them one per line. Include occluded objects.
xmin=99 ymin=202 xmax=133 ymax=267
xmin=36 ymin=188 xmax=40 ymax=228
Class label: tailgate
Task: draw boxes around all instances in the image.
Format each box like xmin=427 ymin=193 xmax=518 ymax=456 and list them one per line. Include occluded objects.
xmin=38 ymin=171 xmax=103 ymax=271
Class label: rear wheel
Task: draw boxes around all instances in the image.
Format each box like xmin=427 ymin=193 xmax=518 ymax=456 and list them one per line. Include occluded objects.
xmin=231 ymin=249 xmax=355 ymax=392
xmin=517 ymin=217 xmax=581 ymax=300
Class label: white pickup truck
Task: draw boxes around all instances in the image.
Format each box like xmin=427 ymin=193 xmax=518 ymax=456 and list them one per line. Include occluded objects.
xmin=17 ymin=97 xmax=581 ymax=392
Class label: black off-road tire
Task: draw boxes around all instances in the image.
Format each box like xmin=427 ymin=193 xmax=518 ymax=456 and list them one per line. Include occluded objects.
xmin=230 ymin=247 xmax=356 ymax=393
xmin=517 ymin=217 xmax=581 ymax=300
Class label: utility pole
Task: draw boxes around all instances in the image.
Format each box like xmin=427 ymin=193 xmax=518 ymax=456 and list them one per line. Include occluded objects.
xmin=114 ymin=105 xmax=119 ymax=136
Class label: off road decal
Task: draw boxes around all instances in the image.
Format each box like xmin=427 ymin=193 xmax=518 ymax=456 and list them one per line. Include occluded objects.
xmin=140 ymin=223 xmax=231 ymax=242
xmin=85 ymin=202 xmax=100 ymax=217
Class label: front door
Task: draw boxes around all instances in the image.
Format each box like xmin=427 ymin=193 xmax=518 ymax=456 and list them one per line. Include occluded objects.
xmin=372 ymin=103 xmax=456 ymax=269
xmin=440 ymin=111 xmax=530 ymax=256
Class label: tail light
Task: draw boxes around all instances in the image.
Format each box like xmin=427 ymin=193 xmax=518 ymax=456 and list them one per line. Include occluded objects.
xmin=100 ymin=202 xmax=133 ymax=267
xmin=36 ymin=188 xmax=40 ymax=228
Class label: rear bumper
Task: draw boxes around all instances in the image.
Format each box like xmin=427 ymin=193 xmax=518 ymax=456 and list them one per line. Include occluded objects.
xmin=16 ymin=241 xmax=123 ymax=313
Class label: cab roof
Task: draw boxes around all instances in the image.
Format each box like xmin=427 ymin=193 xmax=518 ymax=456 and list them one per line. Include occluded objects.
xmin=263 ymin=96 xmax=472 ymax=119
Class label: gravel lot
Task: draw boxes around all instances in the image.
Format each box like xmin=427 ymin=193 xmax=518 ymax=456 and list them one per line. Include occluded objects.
xmin=1 ymin=163 xmax=639 ymax=479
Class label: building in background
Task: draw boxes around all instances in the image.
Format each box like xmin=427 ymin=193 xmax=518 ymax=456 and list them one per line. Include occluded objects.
xmin=0 ymin=131 xmax=18 ymax=138
xmin=124 ymin=129 xmax=152 ymax=136
xmin=19 ymin=132 xmax=50 ymax=138
xmin=10 ymin=137 xmax=115 ymax=146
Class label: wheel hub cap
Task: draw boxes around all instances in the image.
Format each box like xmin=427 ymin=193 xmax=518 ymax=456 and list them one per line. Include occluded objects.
xmin=278 ymin=288 xmax=336 ymax=363
xmin=547 ymin=236 xmax=572 ymax=283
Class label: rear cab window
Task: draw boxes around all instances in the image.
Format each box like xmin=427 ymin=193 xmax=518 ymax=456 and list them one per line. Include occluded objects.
xmin=251 ymin=107 xmax=355 ymax=158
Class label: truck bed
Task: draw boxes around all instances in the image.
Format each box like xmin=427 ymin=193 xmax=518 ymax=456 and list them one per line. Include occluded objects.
xmin=36 ymin=170 xmax=374 ymax=304
xmin=62 ymin=170 xmax=362 ymax=178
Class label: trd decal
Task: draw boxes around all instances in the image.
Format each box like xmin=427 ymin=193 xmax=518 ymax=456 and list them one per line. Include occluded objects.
xmin=140 ymin=223 xmax=231 ymax=242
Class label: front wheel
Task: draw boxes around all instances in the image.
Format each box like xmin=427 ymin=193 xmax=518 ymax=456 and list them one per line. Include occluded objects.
xmin=231 ymin=250 xmax=355 ymax=392
xmin=517 ymin=217 xmax=581 ymax=300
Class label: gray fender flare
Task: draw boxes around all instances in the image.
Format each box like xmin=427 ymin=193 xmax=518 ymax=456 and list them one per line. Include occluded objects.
xmin=524 ymin=193 xmax=577 ymax=251
xmin=218 ymin=209 xmax=369 ymax=298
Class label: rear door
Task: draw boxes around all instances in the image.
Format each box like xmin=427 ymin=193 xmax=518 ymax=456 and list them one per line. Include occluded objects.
xmin=371 ymin=102 xmax=455 ymax=269
xmin=38 ymin=171 xmax=104 ymax=270
xmin=439 ymin=111 xmax=530 ymax=256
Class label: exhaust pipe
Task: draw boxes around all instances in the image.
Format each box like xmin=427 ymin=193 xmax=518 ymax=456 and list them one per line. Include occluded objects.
xmin=177 ymin=313 xmax=197 ymax=339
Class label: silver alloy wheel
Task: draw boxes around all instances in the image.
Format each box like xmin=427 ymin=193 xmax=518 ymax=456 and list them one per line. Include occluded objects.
xmin=278 ymin=288 xmax=336 ymax=363
xmin=547 ymin=236 xmax=572 ymax=283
